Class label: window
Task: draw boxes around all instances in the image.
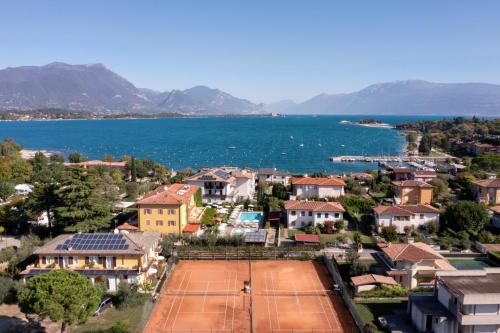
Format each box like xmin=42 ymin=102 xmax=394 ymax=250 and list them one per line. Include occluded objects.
xmin=73 ymin=256 xmax=79 ymax=265
xmin=291 ymin=211 xmax=296 ymax=216
xmin=158 ymin=208 xmax=163 ymax=215
xmin=168 ymin=220 xmax=175 ymax=226
xmin=301 ymin=211 xmax=305 ymax=216
xmin=144 ymin=208 xmax=151 ymax=215
xmin=156 ymin=220 xmax=163 ymax=226
xmin=168 ymin=209 xmax=175 ymax=215
xmin=44 ymin=256 xmax=51 ymax=265
xmin=420 ymin=214 xmax=424 ymax=219
xmin=325 ymin=213 xmax=329 ymax=218
xmin=146 ymin=220 xmax=151 ymax=226
xmin=317 ymin=213 xmax=321 ymax=218
xmin=334 ymin=213 xmax=339 ymax=218
xmin=308 ymin=211 xmax=312 ymax=216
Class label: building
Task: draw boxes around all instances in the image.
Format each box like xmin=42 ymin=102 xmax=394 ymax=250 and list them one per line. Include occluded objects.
xmin=14 ymin=183 xmax=33 ymax=196
xmin=409 ymin=268 xmax=500 ymax=333
xmin=392 ymin=180 xmax=434 ymax=205
xmin=291 ymin=177 xmax=346 ymax=199
xmin=284 ymin=200 xmax=344 ymax=229
xmin=136 ymin=183 xmax=201 ymax=236
xmin=412 ymin=170 xmax=438 ymax=182
xmin=20 ymin=231 xmax=162 ymax=291
xmin=373 ymin=204 xmax=440 ymax=233
xmin=351 ymin=274 xmax=398 ymax=294
xmin=392 ymin=167 xmax=413 ymax=181
xmin=379 ymin=242 xmax=455 ymax=289
xmin=472 ymin=178 xmax=500 ymax=205
xmin=490 ymin=206 xmax=500 ymax=228
xmin=294 ymin=233 xmax=321 ymax=246
xmin=64 ymin=160 xmax=127 ymax=171
xmin=184 ymin=167 xmax=256 ymax=203
xmin=27 ymin=211 xmax=50 ymax=227
xmin=466 ymin=142 xmax=500 ymax=156
xmin=256 ymin=168 xmax=292 ymax=186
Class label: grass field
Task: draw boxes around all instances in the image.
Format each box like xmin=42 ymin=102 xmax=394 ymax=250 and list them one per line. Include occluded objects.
xmin=71 ymin=306 xmax=145 ymax=333
xmin=355 ymin=299 xmax=407 ymax=333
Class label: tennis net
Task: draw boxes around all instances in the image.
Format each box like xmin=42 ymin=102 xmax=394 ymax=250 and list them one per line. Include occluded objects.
xmin=164 ymin=290 xmax=241 ymax=296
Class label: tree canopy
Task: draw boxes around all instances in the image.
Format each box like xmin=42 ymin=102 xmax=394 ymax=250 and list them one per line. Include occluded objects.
xmin=441 ymin=200 xmax=490 ymax=236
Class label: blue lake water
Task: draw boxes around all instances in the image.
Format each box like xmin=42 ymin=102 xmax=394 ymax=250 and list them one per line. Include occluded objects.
xmin=0 ymin=115 xmax=443 ymax=173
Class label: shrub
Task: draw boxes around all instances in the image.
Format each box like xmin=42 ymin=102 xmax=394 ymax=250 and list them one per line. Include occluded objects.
xmin=350 ymin=260 xmax=371 ymax=276
xmin=113 ymin=283 xmax=147 ymax=310
xmin=0 ymin=276 xmax=18 ymax=304
xmin=357 ymin=284 xmax=410 ymax=298
xmin=334 ymin=220 xmax=345 ymax=231
xmin=201 ymin=208 xmax=216 ymax=225
xmin=82 ymin=322 xmax=128 ymax=333
xmin=381 ymin=225 xmax=398 ymax=242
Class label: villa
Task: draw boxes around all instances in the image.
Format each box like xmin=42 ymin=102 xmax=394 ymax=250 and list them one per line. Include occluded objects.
xmin=291 ymin=177 xmax=345 ymax=199
xmin=284 ymin=200 xmax=344 ymax=228
xmin=136 ymin=183 xmax=202 ymax=236
xmin=379 ymin=241 xmax=455 ymax=289
xmin=20 ymin=231 xmax=162 ymax=291
xmin=472 ymin=178 xmax=500 ymax=205
xmin=392 ymin=180 xmax=434 ymax=205
xmin=373 ymin=204 xmax=440 ymax=233
xmin=256 ymin=167 xmax=292 ymax=185
xmin=184 ymin=167 xmax=256 ymax=203
xmin=409 ymin=268 xmax=500 ymax=333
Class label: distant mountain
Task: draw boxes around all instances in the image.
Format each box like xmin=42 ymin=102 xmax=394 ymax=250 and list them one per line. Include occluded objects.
xmin=158 ymin=86 xmax=263 ymax=115
xmin=0 ymin=63 xmax=263 ymax=115
xmin=282 ymin=80 xmax=500 ymax=116
xmin=265 ymin=99 xmax=297 ymax=114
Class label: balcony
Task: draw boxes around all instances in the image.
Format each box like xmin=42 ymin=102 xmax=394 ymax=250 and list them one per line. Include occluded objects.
xmin=458 ymin=312 xmax=500 ymax=325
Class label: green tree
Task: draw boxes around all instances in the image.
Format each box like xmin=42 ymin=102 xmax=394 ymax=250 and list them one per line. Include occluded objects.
xmin=30 ymin=152 xmax=50 ymax=183
xmin=0 ymin=139 xmax=21 ymax=157
xmin=19 ymin=270 xmax=101 ymax=333
xmin=418 ymin=133 xmax=432 ymax=155
xmin=271 ymin=183 xmax=289 ymax=200
xmin=154 ymin=163 xmax=169 ymax=183
xmin=0 ymin=181 xmax=14 ymax=200
xmin=441 ymin=201 xmax=489 ymax=236
xmin=430 ymin=178 xmax=448 ymax=202
xmin=101 ymin=154 xmax=115 ymax=162
xmin=25 ymin=182 xmax=59 ymax=232
xmin=381 ymin=225 xmax=398 ymax=242
xmin=68 ymin=152 xmax=86 ymax=163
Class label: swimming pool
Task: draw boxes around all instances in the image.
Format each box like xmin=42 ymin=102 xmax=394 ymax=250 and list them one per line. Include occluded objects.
xmin=237 ymin=212 xmax=262 ymax=225
xmin=448 ymin=259 xmax=497 ymax=270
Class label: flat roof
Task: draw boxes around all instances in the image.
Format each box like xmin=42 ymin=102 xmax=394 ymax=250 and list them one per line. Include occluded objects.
xmin=441 ymin=273 xmax=500 ymax=295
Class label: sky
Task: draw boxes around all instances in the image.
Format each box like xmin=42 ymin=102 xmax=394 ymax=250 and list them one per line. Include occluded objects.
xmin=1 ymin=1 xmax=500 ymax=103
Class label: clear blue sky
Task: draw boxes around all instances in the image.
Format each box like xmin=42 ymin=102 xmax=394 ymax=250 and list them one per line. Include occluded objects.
xmin=1 ymin=1 xmax=500 ymax=103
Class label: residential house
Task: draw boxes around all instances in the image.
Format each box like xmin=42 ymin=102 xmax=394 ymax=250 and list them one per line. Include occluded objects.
xmin=409 ymin=268 xmax=500 ymax=333
xmin=291 ymin=177 xmax=346 ymax=199
xmin=373 ymin=204 xmax=440 ymax=233
xmin=392 ymin=167 xmax=413 ymax=181
xmin=490 ymin=206 xmax=500 ymax=228
xmin=284 ymin=200 xmax=345 ymax=229
xmin=256 ymin=168 xmax=292 ymax=186
xmin=351 ymin=274 xmax=398 ymax=294
xmin=379 ymin=241 xmax=455 ymax=289
xmin=184 ymin=167 xmax=256 ymax=203
xmin=466 ymin=142 xmax=500 ymax=156
xmin=392 ymin=180 xmax=434 ymax=205
xmin=412 ymin=170 xmax=438 ymax=183
xmin=294 ymin=233 xmax=321 ymax=246
xmin=136 ymin=183 xmax=201 ymax=236
xmin=20 ymin=231 xmax=162 ymax=291
xmin=472 ymin=178 xmax=500 ymax=205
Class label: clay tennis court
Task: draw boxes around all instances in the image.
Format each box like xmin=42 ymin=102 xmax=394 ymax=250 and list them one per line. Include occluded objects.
xmin=145 ymin=260 xmax=357 ymax=333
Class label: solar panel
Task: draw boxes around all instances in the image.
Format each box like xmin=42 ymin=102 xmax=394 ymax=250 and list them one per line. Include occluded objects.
xmin=214 ymin=170 xmax=231 ymax=180
xmin=59 ymin=233 xmax=129 ymax=251
xmin=244 ymin=230 xmax=267 ymax=243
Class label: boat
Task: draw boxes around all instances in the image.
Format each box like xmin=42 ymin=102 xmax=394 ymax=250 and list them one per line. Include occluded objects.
xmin=227 ymin=146 xmax=236 ymax=149
xmin=299 ymin=144 xmax=304 ymax=147
xmin=281 ymin=152 xmax=287 ymax=155
xmin=340 ymin=144 xmax=345 ymax=147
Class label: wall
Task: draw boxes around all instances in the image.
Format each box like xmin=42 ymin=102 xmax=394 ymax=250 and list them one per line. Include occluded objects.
xmin=37 ymin=253 xmax=142 ymax=269
xmin=139 ymin=204 xmax=182 ymax=235
xmin=286 ymin=210 xmax=343 ymax=228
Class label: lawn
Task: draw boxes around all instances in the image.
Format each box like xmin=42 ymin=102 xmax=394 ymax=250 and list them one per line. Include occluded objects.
xmin=71 ymin=305 xmax=145 ymax=333
xmin=355 ymin=299 xmax=408 ymax=333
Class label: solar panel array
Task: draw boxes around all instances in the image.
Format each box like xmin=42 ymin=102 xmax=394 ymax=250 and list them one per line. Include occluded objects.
xmin=200 ymin=174 xmax=216 ymax=180
xmin=244 ymin=230 xmax=267 ymax=243
xmin=55 ymin=234 xmax=129 ymax=251
xmin=214 ymin=170 xmax=231 ymax=180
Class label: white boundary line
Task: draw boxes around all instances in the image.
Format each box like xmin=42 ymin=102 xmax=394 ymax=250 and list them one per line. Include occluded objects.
xmin=171 ymin=271 xmax=193 ymax=329
xmin=163 ymin=271 xmax=187 ymax=329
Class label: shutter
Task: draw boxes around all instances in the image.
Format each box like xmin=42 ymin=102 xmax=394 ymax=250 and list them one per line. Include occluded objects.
xmin=112 ymin=257 xmax=116 ymax=268
xmin=85 ymin=256 xmax=90 ymax=265
xmin=103 ymin=257 xmax=107 ymax=269
xmin=69 ymin=256 xmax=73 ymax=265
xmin=42 ymin=256 xmax=46 ymax=265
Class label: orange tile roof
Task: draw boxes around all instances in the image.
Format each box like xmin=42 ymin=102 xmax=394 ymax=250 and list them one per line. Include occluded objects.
xmin=294 ymin=234 xmax=320 ymax=243
xmin=373 ymin=204 xmax=439 ymax=215
xmin=284 ymin=200 xmax=345 ymax=212
xmin=351 ymin=274 xmax=398 ymax=287
xmin=136 ymin=183 xmax=199 ymax=206
xmin=381 ymin=242 xmax=444 ymax=263
xmin=490 ymin=206 xmax=500 ymax=214
xmin=183 ymin=224 xmax=201 ymax=233
xmin=472 ymin=178 xmax=500 ymax=188
xmin=413 ymin=170 xmax=437 ymax=176
xmin=393 ymin=168 xmax=411 ymax=174
xmin=392 ymin=180 xmax=433 ymax=188
xmin=292 ymin=177 xmax=346 ymax=186
xmin=117 ymin=222 xmax=138 ymax=231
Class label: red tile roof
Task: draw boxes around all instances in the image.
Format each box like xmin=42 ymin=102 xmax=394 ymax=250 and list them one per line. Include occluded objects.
xmin=292 ymin=177 xmax=346 ymax=186
xmin=381 ymin=242 xmax=443 ymax=263
xmin=136 ymin=183 xmax=199 ymax=205
xmin=393 ymin=168 xmax=411 ymax=174
xmin=392 ymin=180 xmax=434 ymax=188
xmin=373 ymin=204 xmax=440 ymax=216
xmin=294 ymin=234 xmax=320 ymax=244
xmin=351 ymin=274 xmax=398 ymax=287
xmin=284 ymin=200 xmax=345 ymax=212
xmin=490 ymin=206 xmax=500 ymax=214
xmin=472 ymin=178 xmax=500 ymax=188
xmin=117 ymin=223 xmax=138 ymax=231
xmin=183 ymin=224 xmax=201 ymax=233
xmin=413 ymin=170 xmax=437 ymax=176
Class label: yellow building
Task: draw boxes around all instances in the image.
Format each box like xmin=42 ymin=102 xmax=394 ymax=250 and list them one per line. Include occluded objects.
xmin=392 ymin=180 xmax=434 ymax=205
xmin=472 ymin=178 xmax=500 ymax=205
xmin=136 ymin=183 xmax=201 ymax=236
xmin=21 ymin=231 xmax=161 ymax=291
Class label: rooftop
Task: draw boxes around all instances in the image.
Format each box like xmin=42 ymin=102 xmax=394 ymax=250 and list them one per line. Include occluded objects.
xmin=392 ymin=180 xmax=434 ymax=188
xmin=490 ymin=206 xmax=500 ymax=214
xmin=472 ymin=178 xmax=500 ymax=188
xmin=284 ymin=200 xmax=345 ymax=212
xmin=439 ymin=269 xmax=500 ymax=295
xmin=373 ymin=204 xmax=440 ymax=216
xmin=294 ymin=233 xmax=320 ymax=244
xmin=381 ymin=242 xmax=447 ymax=263
xmin=351 ymin=274 xmax=398 ymax=287
xmin=183 ymin=224 xmax=201 ymax=233
xmin=292 ymin=177 xmax=346 ymax=187
xmin=136 ymin=183 xmax=199 ymax=205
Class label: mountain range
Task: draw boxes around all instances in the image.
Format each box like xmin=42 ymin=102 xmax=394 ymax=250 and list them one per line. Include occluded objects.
xmin=0 ymin=62 xmax=499 ymax=116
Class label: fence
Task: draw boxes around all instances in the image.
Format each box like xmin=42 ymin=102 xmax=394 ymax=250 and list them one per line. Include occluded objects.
xmin=153 ymin=330 xmax=358 ymax=333
xmin=177 ymin=248 xmax=319 ymax=260
xmin=136 ymin=256 xmax=176 ymax=332
xmin=322 ymin=255 xmax=364 ymax=333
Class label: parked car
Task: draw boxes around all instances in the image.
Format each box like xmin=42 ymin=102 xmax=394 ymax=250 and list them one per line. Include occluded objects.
xmin=377 ymin=316 xmax=388 ymax=330
xmin=94 ymin=296 xmax=113 ymax=316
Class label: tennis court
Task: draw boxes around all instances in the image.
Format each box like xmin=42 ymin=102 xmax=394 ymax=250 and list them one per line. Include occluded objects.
xmin=145 ymin=260 xmax=357 ymax=333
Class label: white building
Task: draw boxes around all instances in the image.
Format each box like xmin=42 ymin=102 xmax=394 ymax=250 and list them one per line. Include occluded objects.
xmin=373 ymin=204 xmax=440 ymax=233
xmin=28 ymin=211 xmax=50 ymax=227
xmin=291 ymin=177 xmax=345 ymax=199
xmin=409 ymin=268 xmax=500 ymax=333
xmin=490 ymin=206 xmax=500 ymax=229
xmin=184 ymin=167 xmax=256 ymax=203
xmin=256 ymin=168 xmax=292 ymax=186
xmin=15 ymin=183 xmax=33 ymax=196
xmin=284 ymin=200 xmax=345 ymax=229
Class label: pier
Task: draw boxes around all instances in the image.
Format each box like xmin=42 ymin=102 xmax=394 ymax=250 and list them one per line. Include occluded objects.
xmin=329 ymin=155 xmax=449 ymax=163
